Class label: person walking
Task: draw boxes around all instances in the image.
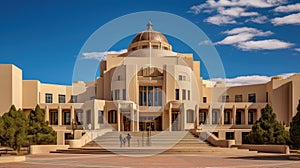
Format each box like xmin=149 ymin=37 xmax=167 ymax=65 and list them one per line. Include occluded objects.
xmin=123 ymin=137 xmax=126 ymax=147
xmin=119 ymin=134 xmax=123 ymax=147
xmin=126 ymin=133 xmax=132 ymax=147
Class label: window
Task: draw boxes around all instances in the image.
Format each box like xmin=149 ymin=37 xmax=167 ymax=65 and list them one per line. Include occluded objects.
xmin=63 ymin=111 xmax=70 ymax=125
xmin=236 ymin=111 xmax=242 ymax=124
xmin=142 ymin=45 xmax=148 ymax=49
xmin=179 ymin=75 xmax=183 ymax=80
xmin=182 ymin=89 xmax=186 ymax=100
xmin=108 ymin=110 xmax=117 ymax=123
xmin=188 ymin=90 xmax=190 ymax=100
xmin=59 ymin=94 xmax=65 ymax=103
xmin=226 ymin=132 xmax=234 ymax=140
xmin=175 ymin=89 xmax=180 ymax=100
xmin=76 ymin=110 xmax=83 ymax=125
xmin=235 ymin=95 xmax=242 ymax=102
xmin=98 ymin=111 xmax=104 ymax=124
xmin=123 ymin=89 xmax=126 ymax=100
xmin=266 ymin=92 xmax=269 ymax=102
xmin=114 ymin=89 xmax=120 ymax=100
xmin=199 ymin=111 xmax=206 ymax=124
xmin=139 ymin=86 xmax=162 ymax=106
xmin=117 ymin=75 xmax=121 ymax=81
xmin=86 ymin=110 xmax=91 ymax=124
xmin=71 ymin=95 xmax=77 ymax=103
xmin=224 ymin=111 xmax=231 ymax=124
xmin=222 ymin=95 xmax=229 ymax=102
xmin=45 ymin=93 xmax=53 ymax=103
xmin=248 ymin=111 xmax=254 ymax=124
xmin=248 ymin=93 xmax=256 ymax=103
xmin=49 ymin=111 xmax=58 ymax=125
xmin=132 ymin=47 xmax=137 ymax=51
xmin=186 ymin=110 xmax=194 ymax=123
xmin=203 ymin=97 xmax=207 ymax=103
xmin=152 ymin=45 xmax=158 ymax=49
xmin=212 ymin=111 xmax=218 ymax=124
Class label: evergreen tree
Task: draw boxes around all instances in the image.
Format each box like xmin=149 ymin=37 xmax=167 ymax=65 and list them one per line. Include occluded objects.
xmin=27 ymin=105 xmax=56 ymax=145
xmin=246 ymin=104 xmax=290 ymax=145
xmin=290 ymin=100 xmax=300 ymax=148
xmin=0 ymin=105 xmax=28 ymax=151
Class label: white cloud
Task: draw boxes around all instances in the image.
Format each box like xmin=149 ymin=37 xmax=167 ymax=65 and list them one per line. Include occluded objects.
xmin=217 ymin=7 xmax=259 ymax=17
xmin=82 ymin=49 xmax=127 ymax=60
xmin=199 ymin=40 xmax=213 ymax=46
xmin=237 ymin=39 xmax=294 ymax=50
xmin=271 ymin=12 xmax=300 ymax=25
xmin=216 ymin=27 xmax=273 ymax=45
xmin=205 ymin=15 xmax=236 ymax=25
xmin=274 ymin=3 xmax=300 ymax=13
xmin=246 ymin=16 xmax=268 ymax=23
xmin=295 ymin=48 xmax=300 ymax=52
xmin=189 ymin=0 xmax=287 ymax=14
xmin=210 ymin=73 xmax=297 ymax=86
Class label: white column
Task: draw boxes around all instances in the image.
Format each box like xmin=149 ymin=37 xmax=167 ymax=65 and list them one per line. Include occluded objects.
xmin=130 ymin=104 xmax=134 ymax=132
xmin=208 ymin=105 xmax=212 ymax=125
xmin=182 ymin=104 xmax=186 ymax=130
xmin=195 ymin=105 xmax=199 ymax=129
xmin=256 ymin=107 xmax=261 ymax=121
xmin=233 ymin=105 xmax=236 ymax=125
xmin=136 ymin=110 xmax=139 ymax=132
xmin=220 ymin=105 xmax=224 ymax=125
xmin=58 ymin=105 xmax=62 ymax=126
xmin=169 ymin=103 xmax=172 ymax=132
xmin=244 ymin=106 xmax=248 ymax=125
xmin=71 ymin=105 xmax=75 ymax=123
xmin=117 ymin=103 xmax=121 ymax=131
xmin=45 ymin=105 xmax=49 ymax=123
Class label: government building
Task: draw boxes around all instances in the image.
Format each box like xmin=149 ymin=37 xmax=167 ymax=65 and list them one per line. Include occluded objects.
xmin=1 ymin=23 xmax=300 ymax=145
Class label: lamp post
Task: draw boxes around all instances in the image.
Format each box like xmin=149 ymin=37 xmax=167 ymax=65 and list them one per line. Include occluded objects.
xmin=71 ymin=119 xmax=77 ymax=139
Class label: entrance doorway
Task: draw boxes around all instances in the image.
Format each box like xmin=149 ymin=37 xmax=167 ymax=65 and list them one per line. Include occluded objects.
xmin=123 ymin=114 xmax=130 ymax=131
xmin=172 ymin=112 xmax=180 ymax=131
xmin=139 ymin=116 xmax=162 ymax=131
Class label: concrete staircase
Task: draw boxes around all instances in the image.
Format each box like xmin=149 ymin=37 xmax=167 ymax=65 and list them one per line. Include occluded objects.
xmin=52 ymin=131 xmax=257 ymax=155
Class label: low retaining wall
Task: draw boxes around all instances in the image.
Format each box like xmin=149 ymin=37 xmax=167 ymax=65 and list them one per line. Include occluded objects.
xmin=0 ymin=156 xmax=26 ymax=163
xmin=199 ymin=131 xmax=235 ymax=147
xmin=30 ymin=145 xmax=69 ymax=154
xmin=237 ymin=144 xmax=289 ymax=154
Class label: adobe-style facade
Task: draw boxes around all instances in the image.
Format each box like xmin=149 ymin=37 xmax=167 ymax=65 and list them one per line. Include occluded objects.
xmin=0 ymin=24 xmax=299 ymax=144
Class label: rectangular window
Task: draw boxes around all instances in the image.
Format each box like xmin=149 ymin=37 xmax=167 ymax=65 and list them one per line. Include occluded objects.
xmin=76 ymin=110 xmax=83 ymax=125
xmin=199 ymin=111 xmax=206 ymax=124
xmin=179 ymin=75 xmax=183 ymax=81
xmin=222 ymin=95 xmax=229 ymax=102
xmin=98 ymin=110 xmax=104 ymax=124
xmin=108 ymin=110 xmax=117 ymax=123
xmin=154 ymin=86 xmax=162 ymax=106
xmin=175 ymin=89 xmax=180 ymax=100
xmin=45 ymin=93 xmax=53 ymax=103
xmin=114 ymin=89 xmax=120 ymax=100
xmin=59 ymin=94 xmax=65 ymax=103
xmin=248 ymin=93 xmax=256 ymax=103
xmin=266 ymin=92 xmax=268 ymax=103
xmin=203 ymin=97 xmax=207 ymax=103
xmin=236 ymin=111 xmax=242 ymax=124
xmin=235 ymin=95 xmax=243 ymax=102
xmin=63 ymin=111 xmax=70 ymax=125
xmin=71 ymin=95 xmax=77 ymax=103
xmin=50 ymin=111 xmax=58 ymax=125
xmin=212 ymin=111 xmax=218 ymax=124
xmin=86 ymin=110 xmax=91 ymax=124
xmin=188 ymin=90 xmax=190 ymax=100
xmin=117 ymin=75 xmax=121 ymax=81
xmin=123 ymin=89 xmax=126 ymax=100
xmin=224 ymin=111 xmax=231 ymax=124
xmin=186 ymin=110 xmax=194 ymax=123
xmin=248 ymin=111 xmax=254 ymax=124
xmin=182 ymin=89 xmax=186 ymax=100
xmin=148 ymin=86 xmax=153 ymax=106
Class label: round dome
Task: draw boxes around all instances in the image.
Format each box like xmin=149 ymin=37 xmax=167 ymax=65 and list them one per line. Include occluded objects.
xmin=131 ymin=30 xmax=169 ymax=44
xmin=127 ymin=22 xmax=172 ymax=52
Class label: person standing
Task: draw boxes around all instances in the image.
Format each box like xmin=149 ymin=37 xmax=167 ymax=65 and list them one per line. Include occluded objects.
xmin=126 ymin=133 xmax=131 ymax=147
xmin=119 ymin=134 xmax=123 ymax=147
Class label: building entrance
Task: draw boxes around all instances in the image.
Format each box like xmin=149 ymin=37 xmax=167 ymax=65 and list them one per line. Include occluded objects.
xmin=139 ymin=115 xmax=162 ymax=131
xmin=172 ymin=112 xmax=180 ymax=131
xmin=123 ymin=114 xmax=130 ymax=131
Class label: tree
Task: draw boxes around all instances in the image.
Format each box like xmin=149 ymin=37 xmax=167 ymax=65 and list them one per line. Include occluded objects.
xmin=245 ymin=104 xmax=290 ymax=145
xmin=0 ymin=105 xmax=28 ymax=151
xmin=290 ymin=100 xmax=300 ymax=148
xmin=27 ymin=105 xmax=56 ymax=145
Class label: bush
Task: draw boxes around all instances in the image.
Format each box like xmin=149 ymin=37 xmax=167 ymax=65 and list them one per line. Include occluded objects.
xmin=290 ymin=100 xmax=300 ymax=148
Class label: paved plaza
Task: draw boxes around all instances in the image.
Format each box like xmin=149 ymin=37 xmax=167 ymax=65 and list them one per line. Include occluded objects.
xmin=1 ymin=153 xmax=300 ymax=168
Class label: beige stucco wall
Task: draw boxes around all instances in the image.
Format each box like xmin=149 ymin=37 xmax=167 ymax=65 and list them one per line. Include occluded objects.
xmin=0 ymin=64 xmax=22 ymax=115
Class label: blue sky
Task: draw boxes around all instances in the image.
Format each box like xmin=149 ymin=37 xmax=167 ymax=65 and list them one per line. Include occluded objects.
xmin=0 ymin=0 xmax=300 ymax=85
